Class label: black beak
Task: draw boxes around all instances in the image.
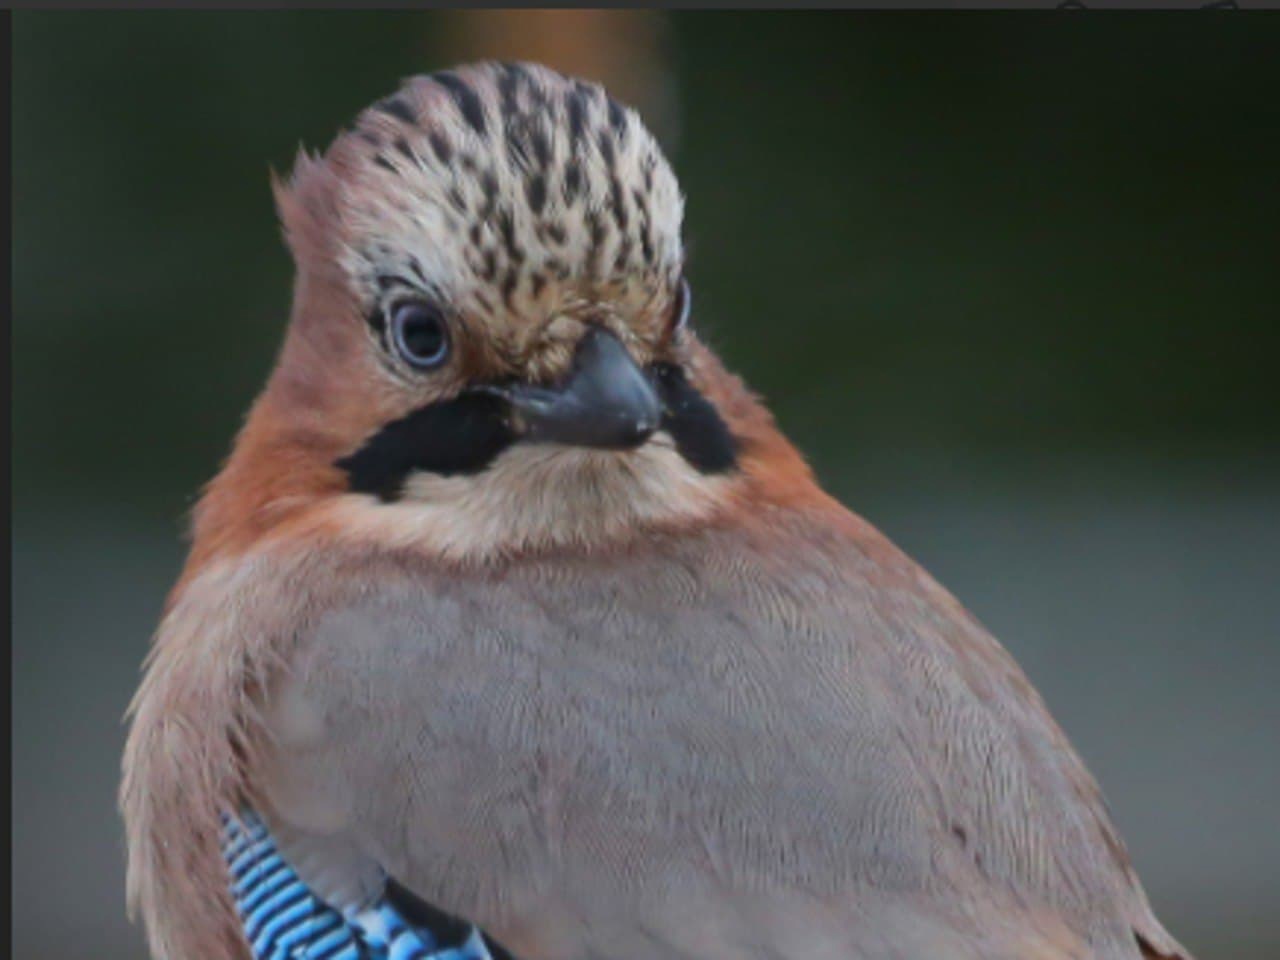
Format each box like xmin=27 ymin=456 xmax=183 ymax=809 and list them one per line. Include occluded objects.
xmin=483 ymin=327 xmax=661 ymax=450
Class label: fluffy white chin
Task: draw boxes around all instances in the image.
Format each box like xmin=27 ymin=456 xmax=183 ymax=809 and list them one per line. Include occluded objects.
xmin=329 ymin=438 xmax=733 ymax=562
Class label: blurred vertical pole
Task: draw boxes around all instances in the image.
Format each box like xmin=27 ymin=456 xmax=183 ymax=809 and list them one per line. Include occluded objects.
xmin=437 ymin=9 xmax=681 ymax=151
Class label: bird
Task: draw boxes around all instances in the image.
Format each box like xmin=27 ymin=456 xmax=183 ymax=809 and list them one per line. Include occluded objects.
xmin=121 ymin=61 xmax=1190 ymax=960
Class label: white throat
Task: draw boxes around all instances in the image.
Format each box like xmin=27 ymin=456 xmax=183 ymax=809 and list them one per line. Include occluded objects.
xmin=327 ymin=439 xmax=733 ymax=562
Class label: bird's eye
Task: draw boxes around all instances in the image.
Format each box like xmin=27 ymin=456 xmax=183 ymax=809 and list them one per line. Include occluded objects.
xmin=389 ymin=301 xmax=450 ymax=370
xmin=669 ymin=277 xmax=692 ymax=336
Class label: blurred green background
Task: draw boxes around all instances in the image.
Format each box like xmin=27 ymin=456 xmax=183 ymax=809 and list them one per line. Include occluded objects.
xmin=12 ymin=11 xmax=1280 ymax=959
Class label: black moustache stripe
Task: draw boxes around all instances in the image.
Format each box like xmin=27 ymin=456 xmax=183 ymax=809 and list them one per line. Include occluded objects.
xmin=336 ymin=392 xmax=515 ymax=501
xmin=337 ymin=365 xmax=739 ymax=502
xmin=650 ymin=363 xmax=739 ymax=475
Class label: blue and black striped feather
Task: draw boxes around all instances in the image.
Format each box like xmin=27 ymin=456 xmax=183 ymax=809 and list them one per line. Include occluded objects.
xmin=222 ymin=811 xmax=497 ymax=960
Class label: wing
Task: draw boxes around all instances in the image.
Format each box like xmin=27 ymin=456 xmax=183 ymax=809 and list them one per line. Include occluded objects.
xmin=223 ymin=810 xmax=504 ymax=960
xmin=256 ymin=516 xmax=1190 ymax=960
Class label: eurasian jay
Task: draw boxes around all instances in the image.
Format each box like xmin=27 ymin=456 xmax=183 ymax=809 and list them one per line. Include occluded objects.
xmin=121 ymin=62 xmax=1190 ymax=960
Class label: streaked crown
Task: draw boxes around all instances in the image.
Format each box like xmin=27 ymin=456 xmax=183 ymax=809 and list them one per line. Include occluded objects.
xmin=318 ymin=62 xmax=685 ymax=345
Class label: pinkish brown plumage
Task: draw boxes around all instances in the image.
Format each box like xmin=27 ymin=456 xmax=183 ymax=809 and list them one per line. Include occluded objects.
xmin=121 ymin=62 xmax=1190 ymax=960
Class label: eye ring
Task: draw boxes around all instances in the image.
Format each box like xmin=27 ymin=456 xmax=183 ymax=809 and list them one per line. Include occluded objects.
xmin=669 ymin=277 xmax=692 ymax=336
xmin=388 ymin=300 xmax=450 ymax=370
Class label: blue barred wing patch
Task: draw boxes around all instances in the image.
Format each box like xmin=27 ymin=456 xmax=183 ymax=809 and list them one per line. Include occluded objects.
xmin=222 ymin=811 xmax=495 ymax=960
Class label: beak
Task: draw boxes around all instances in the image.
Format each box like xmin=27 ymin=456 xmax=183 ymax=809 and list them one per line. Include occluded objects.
xmin=482 ymin=327 xmax=661 ymax=450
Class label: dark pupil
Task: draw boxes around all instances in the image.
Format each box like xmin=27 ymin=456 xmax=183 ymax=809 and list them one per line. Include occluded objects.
xmin=393 ymin=303 xmax=447 ymax=367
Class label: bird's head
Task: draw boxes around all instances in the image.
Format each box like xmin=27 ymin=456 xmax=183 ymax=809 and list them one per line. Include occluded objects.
xmin=192 ymin=63 xmax=820 ymax=568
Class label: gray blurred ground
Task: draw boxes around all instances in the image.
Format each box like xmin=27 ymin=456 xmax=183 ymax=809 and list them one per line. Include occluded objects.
xmin=12 ymin=12 xmax=1280 ymax=960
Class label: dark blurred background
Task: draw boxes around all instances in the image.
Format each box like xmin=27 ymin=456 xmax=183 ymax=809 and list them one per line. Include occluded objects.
xmin=12 ymin=11 xmax=1280 ymax=959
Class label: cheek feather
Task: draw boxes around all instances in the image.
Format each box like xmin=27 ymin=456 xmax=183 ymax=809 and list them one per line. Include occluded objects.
xmin=336 ymin=393 xmax=516 ymax=502
xmin=652 ymin=363 xmax=738 ymax=474
xmin=325 ymin=443 xmax=740 ymax=563
xmin=334 ymin=360 xmax=739 ymax=505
